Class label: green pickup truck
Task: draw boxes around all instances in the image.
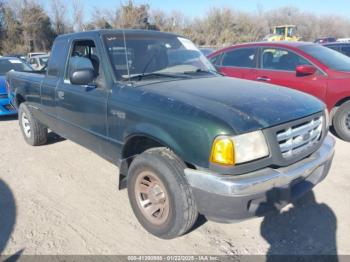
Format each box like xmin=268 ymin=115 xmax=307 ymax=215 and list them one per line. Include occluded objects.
xmin=7 ymin=30 xmax=335 ymax=239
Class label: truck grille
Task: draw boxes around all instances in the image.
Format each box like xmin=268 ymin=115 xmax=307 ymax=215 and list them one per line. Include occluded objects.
xmin=277 ymin=115 xmax=324 ymax=159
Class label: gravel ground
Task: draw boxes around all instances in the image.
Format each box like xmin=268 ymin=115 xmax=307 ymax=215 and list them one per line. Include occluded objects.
xmin=0 ymin=115 xmax=349 ymax=256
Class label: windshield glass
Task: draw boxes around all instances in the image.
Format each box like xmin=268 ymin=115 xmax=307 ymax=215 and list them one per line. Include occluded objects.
xmin=300 ymin=44 xmax=350 ymax=71
xmin=275 ymin=27 xmax=286 ymax=36
xmin=103 ymin=33 xmax=216 ymax=81
xmin=0 ymin=59 xmax=33 ymax=75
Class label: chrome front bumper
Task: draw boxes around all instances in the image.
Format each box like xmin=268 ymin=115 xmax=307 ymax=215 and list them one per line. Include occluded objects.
xmin=185 ymin=135 xmax=335 ymax=197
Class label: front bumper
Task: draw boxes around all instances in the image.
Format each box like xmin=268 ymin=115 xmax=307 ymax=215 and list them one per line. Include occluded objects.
xmin=184 ymin=135 xmax=336 ymax=222
xmin=0 ymin=97 xmax=17 ymax=116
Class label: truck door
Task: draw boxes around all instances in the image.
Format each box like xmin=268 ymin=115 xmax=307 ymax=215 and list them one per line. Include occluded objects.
xmin=56 ymin=39 xmax=109 ymax=153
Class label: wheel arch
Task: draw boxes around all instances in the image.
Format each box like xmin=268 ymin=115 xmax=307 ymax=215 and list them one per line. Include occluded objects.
xmin=15 ymin=93 xmax=26 ymax=108
xmin=118 ymin=132 xmax=196 ymax=190
xmin=330 ymin=96 xmax=350 ymax=122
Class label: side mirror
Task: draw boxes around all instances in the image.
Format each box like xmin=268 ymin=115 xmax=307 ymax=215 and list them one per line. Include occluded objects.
xmin=69 ymin=56 xmax=96 ymax=85
xmin=296 ymin=65 xmax=317 ymax=77
xmin=70 ymin=68 xmax=95 ymax=85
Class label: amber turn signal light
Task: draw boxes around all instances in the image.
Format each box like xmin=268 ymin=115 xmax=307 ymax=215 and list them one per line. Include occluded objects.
xmin=210 ymin=137 xmax=235 ymax=166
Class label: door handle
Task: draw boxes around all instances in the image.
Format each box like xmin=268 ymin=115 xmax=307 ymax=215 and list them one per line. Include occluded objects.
xmin=57 ymin=91 xmax=65 ymax=100
xmin=256 ymin=76 xmax=271 ymax=82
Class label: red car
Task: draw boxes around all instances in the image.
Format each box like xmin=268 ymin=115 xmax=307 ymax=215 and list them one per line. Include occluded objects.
xmin=208 ymin=42 xmax=350 ymax=141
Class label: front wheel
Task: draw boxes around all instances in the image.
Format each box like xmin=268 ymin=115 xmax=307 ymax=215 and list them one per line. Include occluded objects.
xmin=127 ymin=148 xmax=198 ymax=239
xmin=333 ymin=101 xmax=350 ymax=142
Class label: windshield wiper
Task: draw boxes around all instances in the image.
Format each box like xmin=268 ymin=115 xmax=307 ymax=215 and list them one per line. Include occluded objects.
xmin=123 ymin=72 xmax=190 ymax=81
xmin=183 ymin=68 xmax=222 ymax=76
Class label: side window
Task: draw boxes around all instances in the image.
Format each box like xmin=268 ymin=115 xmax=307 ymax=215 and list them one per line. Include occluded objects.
xmin=341 ymin=46 xmax=350 ymax=57
xmin=209 ymin=54 xmax=222 ymax=66
xmin=222 ymin=48 xmax=257 ymax=68
xmin=66 ymin=40 xmax=100 ymax=81
xmin=261 ymin=48 xmax=311 ymax=71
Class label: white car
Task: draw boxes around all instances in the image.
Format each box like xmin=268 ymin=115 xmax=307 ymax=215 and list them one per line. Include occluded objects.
xmin=337 ymin=38 xmax=350 ymax=43
xmin=27 ymin=52 xmax=47 ymax=59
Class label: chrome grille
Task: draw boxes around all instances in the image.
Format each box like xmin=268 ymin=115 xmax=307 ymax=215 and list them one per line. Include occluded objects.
xmin=277 ymin=115 xmax=324 ymax=158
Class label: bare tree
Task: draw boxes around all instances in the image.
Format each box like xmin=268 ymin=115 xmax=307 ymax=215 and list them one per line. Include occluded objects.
xmin=72 ymin=0 xmax=84 ymax=32
xmin=50 ymin=0 xmax=68 ymax=35
xmin=85 ymin=7 xmax=112 ymax=30
xmin=107 ymin=0 xmax=156 ymax=29
xmin=20 ymin=1 xmax=55 ymax=51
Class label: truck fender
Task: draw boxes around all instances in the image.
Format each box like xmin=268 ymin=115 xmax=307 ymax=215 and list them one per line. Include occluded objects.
xmin=118 ymin=123 xmax=185 ymax=189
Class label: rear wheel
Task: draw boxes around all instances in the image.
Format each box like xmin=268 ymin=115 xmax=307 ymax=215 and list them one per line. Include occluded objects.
xmin=127 ymin=148 xmax=198 ymax=239
xmin=333 ymin=101 xmax=350 ymax=142
xmin=18 ymin=103 xmax=48 ymax=146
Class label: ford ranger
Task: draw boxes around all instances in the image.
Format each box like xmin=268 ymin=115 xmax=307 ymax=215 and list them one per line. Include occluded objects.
xmin=7 ymin=30 xmax=335 ymax=239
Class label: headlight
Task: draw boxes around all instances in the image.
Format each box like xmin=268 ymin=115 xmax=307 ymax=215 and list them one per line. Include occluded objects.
xmin=210 ymin=130 xmax=269 ymax=166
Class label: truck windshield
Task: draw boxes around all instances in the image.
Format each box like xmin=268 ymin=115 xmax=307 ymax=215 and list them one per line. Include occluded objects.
xmin=0 ymin=59 xmax=33 ymax=75
xmin=103 ymin=33 xmax=216 ymax=81
xmin=300 ymin=44 xmax=350 ymax=71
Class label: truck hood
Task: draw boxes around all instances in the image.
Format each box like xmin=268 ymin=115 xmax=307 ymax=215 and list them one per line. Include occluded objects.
xmin=0 ymin=76 xmax=6 ymax=94
xmin=137 ymin=76 xmax=325 ymax=134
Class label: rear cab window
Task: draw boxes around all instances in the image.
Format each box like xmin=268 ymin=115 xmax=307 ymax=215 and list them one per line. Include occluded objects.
xmin=47 ymin=39 xmax=68 ymax=77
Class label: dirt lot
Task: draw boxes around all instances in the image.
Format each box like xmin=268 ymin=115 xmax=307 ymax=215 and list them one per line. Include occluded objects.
xmin=0 ymin=115 xmax=349 ymax=256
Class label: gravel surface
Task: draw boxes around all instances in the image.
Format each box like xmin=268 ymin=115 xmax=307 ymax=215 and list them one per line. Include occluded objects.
xmin=0 ymin=115 xmax=349 ymax=256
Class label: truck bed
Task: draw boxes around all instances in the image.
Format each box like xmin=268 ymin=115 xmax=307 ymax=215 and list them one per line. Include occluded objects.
xmin=7 ymin=70 xmax=46 ymax=107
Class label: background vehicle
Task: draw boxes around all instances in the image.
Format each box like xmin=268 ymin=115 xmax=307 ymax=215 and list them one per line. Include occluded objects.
xmin=7 ymin=30 xmax=335 ymax=239
xmin=28 ymin=55 xmax=49 ymax=71
xmin=209 ymin=42 xmax=350 ymax=141
xmin=263 ymin=25 xmax=300 ymax=41
xmin=335 ymin=38 xmax=350 ymax=43
xmin=314 ymin=37 xmax=337 ymax=44
xmin=4 ymin=53 xmax=27 ymax=62
xmin=26 ymin=52 xmax=47 ymax=60
xmin=0 ymin=57 xmax=33 ymax=116
xmin=323 ymin=42 xmax=350 ymax=57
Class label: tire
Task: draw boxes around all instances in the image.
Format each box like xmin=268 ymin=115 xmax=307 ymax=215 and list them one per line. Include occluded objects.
xmin=127 ymin=148 xmax=198 ymax=239
xmin=333 ymin=101 xmax=350 ymax=142
xmin=18 ymin=103 xmax=48 ymax=146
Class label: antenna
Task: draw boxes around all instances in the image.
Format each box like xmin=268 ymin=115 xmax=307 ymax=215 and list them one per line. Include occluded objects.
xmin=122 ymin=29 xmax=131 ymax=85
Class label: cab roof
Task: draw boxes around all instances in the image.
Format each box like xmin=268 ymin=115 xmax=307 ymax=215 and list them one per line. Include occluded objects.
xmin=56 ymin=29 xmax=182 ymax=41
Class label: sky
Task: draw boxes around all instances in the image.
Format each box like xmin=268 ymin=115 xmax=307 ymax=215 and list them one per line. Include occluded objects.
xmin=80 ymin=0 xmax=350 ymax=19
